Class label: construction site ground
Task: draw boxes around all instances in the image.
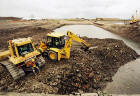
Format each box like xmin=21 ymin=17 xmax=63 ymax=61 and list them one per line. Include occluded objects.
xmin=0 ymin=19 xmax=139 ymax=95
xmin=93 ymin=20 xmax=140 ymax=43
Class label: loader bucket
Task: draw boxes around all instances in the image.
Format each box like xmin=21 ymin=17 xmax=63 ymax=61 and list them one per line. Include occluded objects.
xmin=80 ymin=46 xmax=89 ymax=51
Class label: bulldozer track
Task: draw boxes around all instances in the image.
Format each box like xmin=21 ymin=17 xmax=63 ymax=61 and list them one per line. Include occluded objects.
xmin=0 ymin=60 xmax=25 ymax=80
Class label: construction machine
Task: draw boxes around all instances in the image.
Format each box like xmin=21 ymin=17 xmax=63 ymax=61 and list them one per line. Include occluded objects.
xmin=130 ymin=16 xmax=137 ymax=24
xmin=0 ymin=37 xmax=45 ymax=80
xmin=39 ymin=31 xmax=90 ymax=61
xmin=130 ymin=10 xmax=140 ymax=26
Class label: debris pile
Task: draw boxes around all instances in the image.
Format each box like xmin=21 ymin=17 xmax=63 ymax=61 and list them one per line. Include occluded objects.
xmin=57 ymin=38 xmax=138 ymax=94
xmin=0 ymin=38 xmax=139 ymax=94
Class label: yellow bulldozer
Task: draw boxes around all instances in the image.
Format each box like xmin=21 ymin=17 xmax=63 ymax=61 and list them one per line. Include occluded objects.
xmin=39 ymin=31 xmax=90 ymax=61
xmin=0 ymin=37 xmax=45 ymax=80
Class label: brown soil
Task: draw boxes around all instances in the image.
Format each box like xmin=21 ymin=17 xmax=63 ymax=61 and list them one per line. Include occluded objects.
xmin=0 ymin=27 xmax=48 ymax=49
xmin=93 ymin=22 xmax=140 ymax=43
xmin=0 ymin=19 xmax=139 ymax=94
xmin=0 ymin=21 xmax=64 ymax=50
xmin=0 ymin=38 xmax=138 ymax=94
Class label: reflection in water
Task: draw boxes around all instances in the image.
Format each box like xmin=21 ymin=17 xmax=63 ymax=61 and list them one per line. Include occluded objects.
xmin=54 ymin=25 xmax=140 ymax=94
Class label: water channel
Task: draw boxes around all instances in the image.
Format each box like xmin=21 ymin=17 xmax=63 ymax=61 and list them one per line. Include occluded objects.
xmin=54 ymin=25 xmax=140 ymax=94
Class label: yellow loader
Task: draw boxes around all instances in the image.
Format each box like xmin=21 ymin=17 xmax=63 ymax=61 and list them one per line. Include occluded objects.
xmin=39 ymin=31 xmax=90 ymax=61
xmin=0 ymin=37 xmax=45 ymax=80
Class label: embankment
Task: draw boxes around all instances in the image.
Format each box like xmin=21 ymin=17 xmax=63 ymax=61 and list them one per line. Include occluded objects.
xmin=93 ymin=22 xmax=140 ymax=43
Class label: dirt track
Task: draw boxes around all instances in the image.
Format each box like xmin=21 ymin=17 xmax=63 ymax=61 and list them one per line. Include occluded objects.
xmin=0 ymin=19 xmax=139 ymax=94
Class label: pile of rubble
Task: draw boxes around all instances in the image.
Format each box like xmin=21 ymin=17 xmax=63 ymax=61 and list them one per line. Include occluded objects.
xmin=57 ymin=38 xmax=138 ymax=94
xmin=0 ymin=38 xmax=138 ymax=94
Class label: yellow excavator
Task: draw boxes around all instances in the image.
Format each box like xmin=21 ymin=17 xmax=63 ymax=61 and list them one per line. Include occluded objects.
xmin=39 ymin=31 xmax=90 ymax=61
xmin=0 ymin=37 xmax=45 ymax=80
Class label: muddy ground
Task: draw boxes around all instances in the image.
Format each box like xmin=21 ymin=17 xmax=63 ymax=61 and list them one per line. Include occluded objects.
xmin=0 ymin=38 xmax=138 ymax=94
xmin=0 ymin=18 xmax=139 ymax=94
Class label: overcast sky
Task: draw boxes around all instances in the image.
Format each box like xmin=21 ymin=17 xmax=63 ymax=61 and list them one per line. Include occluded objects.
xmin=0 ymin=0 xmax=140 ymax=19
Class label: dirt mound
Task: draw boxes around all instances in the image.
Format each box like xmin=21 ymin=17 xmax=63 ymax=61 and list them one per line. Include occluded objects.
xmin=0 ymin=38 xmax=138 ymax=94
xmin=0 ymin=17 xmax=22 ymax=21
xmin=57 ymin=38 xmax=138 ymax=94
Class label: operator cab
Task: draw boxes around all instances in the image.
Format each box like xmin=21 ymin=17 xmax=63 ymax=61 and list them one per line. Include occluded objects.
xmin=46 ymin=33 xmax=66 ymax=49
xmin=17 ymin=43 xmax=34 ymax=56
xmin=10 ymin=38 xmax=35 ymax=57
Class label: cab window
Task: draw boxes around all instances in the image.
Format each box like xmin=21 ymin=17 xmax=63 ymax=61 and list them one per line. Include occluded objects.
xmin=17 ymin=43 xmax=34 ymax=56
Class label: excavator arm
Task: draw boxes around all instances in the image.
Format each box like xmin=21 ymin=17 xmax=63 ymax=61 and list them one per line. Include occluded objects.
xmin=66 ymin=31 xmax=90 ymax=50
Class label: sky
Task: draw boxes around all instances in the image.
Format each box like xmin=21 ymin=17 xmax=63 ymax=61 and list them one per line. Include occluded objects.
xmin=0 ymin=0 xmax=140 ymax=19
